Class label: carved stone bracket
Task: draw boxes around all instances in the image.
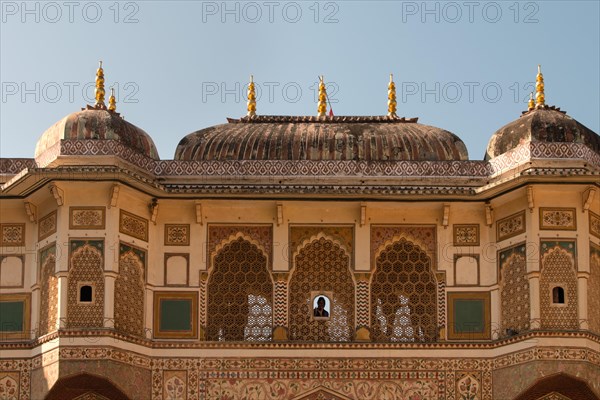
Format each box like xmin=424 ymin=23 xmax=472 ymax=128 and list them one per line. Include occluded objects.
xmin=24 ymin=201 xmax=37 ymax=223
xmin=148 ymin=198 xmax=159 ymax=225
xmin=276 ymin=202 xmax=283 ymax=226
xmin=485 ymin=203 xmax=494 ymax=227
xmin=48 ymin=183 xmax=64 ymax=206
xmin=583 ymin=187 xmax=597 ymax=213
xmin=442 ymin=203 xmax=450 ymax=228
xmin=109 ymin=184 xmax=120 ymax=209
xmin=360 ymin=203 xmax=367 ymax=227
xmin=527 ymin=186 xmax=534 ymax=213
xmin=195 ymin=201 xmax=203 ymax=225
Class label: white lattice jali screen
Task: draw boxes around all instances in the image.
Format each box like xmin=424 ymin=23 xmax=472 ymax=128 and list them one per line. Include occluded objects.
xmin=371 ymin=239 xmax=438 ymax=342
xmin=207 ymin=237 xmax=273 ymax=341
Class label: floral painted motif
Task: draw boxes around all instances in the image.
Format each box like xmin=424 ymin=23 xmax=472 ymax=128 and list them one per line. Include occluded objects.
xmin=457 ymin=373 xmax=480 ymax=400
xmin=164 ymin=375 xmax=186 ymax=400
xmin=0 ymin=375 xmax=19 ymax=400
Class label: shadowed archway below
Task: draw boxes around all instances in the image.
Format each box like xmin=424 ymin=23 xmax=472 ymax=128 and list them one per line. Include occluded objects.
xmin=513 ymin=373 xmax=599 ymax=400
xmin=45 ymin=373 xmax=130 ymax=400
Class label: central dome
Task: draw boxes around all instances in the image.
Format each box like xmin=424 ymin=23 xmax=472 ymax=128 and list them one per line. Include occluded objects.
xmin=175 ymin=116 xmax=468 ymax=161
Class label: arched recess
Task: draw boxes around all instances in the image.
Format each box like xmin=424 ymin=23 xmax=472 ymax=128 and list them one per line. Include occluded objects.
xmin=589 ymin=244 xmax=600 ymax=334
xmin=67 ymin=244 xmax=104 ymax=328
xmin=45 ymin=372 xmax=130 ymax=400
xmin=207 ymin=234 xmax=273 ymax=341
xmin=115 ymin=250 xmax=145 ymax=337
xmin=540 ymin=245 xmax=578 ymax=329
xmin=499 ymin=244 xmax=530 ymax=335
xmin=289 ymin=234 xmax=355 ymax=341
xmin=371 ymin=237 xmax=438 ymax=342
xmin=39 ymin=249 xmax=58 ymax=336
xmin=513 ymin=373 xmax=599 ymax=400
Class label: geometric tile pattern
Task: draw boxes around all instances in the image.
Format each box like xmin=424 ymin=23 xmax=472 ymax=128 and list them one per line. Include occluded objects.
xmin=119 ymin=210 xmax=148 ymax=242
xmin=69 ymin=207 xmax=106 ymax=230
xmin=164 ymin=224 xmax=190 ymax=246
xmin=198 ymin=273 xmax=208 ymax=329
xmin=206 ymin=237 xmax=272 ymax=341
xmin=355 ymin=277 xmax=370 ymax=328
xmin=3 ymin=343 xmax=600 ymax=400
xmin=51 ymin=140 xmax=600 ymax=179
xmin=437 ymin=275 xmax=447 ymax=330
xmin=371 ymin=238 xmax=438 ymax=342
xmin=590 ymin=212 xmax=600 ymax=239
xmin=499 ymin=244 xmax=530 ymax=335
xmin=289 ymin=237 xmax=354 ymax=341
xmin=539 ymin=241 xmax=578 ymax=330
xmin=0 ymin=223 xmax=25 ymax=246
xmin=497 ymin=211 xmax=526 ymax=242
xmin=274 ymin=277 xmax=289 ymax=328
xmin=115 ymin=245 xmax=146 ymax=337
xmin=539 ymin=208 xmax=577 ymax=230
xmin=39 ymin=245 xmax=58 ymax=336
xmin=290 ymin=227 xmax=354 ymax=267
xmin=208 ymin=225 xmax=272 ymax=269
xmin=67 ymin=241 xmax=105 ymax=329
xmin=38 ymin=211 xmax=57 ymax=241
xmin=453 ymin=224 xmax=480 ymax=246
xmin=590 ymin=243 xmax=600 ymax=334
xmin=371 ymin=226 xmax=436 ymax=268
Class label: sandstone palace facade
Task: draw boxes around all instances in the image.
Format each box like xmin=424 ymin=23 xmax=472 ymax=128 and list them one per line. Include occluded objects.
xmin=1 ymin=66 xmax=599 ymax=399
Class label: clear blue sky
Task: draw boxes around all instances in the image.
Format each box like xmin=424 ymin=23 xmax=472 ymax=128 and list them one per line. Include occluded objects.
xmin=1 ymin=1 xmax=599 ymax=160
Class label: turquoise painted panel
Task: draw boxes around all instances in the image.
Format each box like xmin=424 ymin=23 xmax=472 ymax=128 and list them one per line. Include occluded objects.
xmin=160 ymin=299 xmax=191 ymax=331
xmin=454 ymin=299 xmax=484 ymax=333
xmin=0 ymin=301 xmax=24 ymax=332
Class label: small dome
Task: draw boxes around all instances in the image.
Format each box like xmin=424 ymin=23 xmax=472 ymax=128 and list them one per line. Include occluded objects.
xmin=35 ymin=109 xmax=159 ymax=160
xmin=485 ymin=108 xmax=600 ymax=160
xmin=175 ymin=116 xmax=468 ymax=161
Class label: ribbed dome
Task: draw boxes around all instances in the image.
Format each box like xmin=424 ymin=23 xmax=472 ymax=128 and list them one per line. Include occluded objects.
xmin=175 ymin=116 xmax=468 ymax=161
xmin=35 ymin=108 xmax=159 ymax=160
xmin=485 ymin=107 xmax=600 ymax=160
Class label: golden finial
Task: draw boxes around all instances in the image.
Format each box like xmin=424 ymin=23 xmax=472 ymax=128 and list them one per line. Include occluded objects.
xmin=317 ymin=76 xmax=327 ymax=117
xmin=528 ymin=92 xmax=534 ymax=111
xmin=108 ymin=87 xmax=117 ymax=112
xmin=388 ymin=74 xmax=397 ymax=117
xmin=535 ymin=64 xmax=545 ymax=108
xmin=247 ymin=75 xmax=256 ymax=117
xmin=95 ymin=61 xmax=106 ymax=108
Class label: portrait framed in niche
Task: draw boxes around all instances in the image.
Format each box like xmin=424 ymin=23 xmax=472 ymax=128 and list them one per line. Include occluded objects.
xmin=311 ymin=291 xmax=332 ymax=320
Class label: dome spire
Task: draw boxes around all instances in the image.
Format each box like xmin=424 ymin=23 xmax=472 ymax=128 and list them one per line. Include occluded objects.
xmin=317 ymin=76 xmax=327 ymax=117
xmin=247 ymin=75 xmax=256 ymax=117
xmin=94 ymin=61 xmax=106 ymax=109
xmin=108 ymin=87 xmax=117 ymax=112
xmin=387 ymin=74 xmax=397 ymax=117
xmin=528 ymin=92 xmax=534 ymax=111
xmin=535 ymin=64 xmax=545 ymax=108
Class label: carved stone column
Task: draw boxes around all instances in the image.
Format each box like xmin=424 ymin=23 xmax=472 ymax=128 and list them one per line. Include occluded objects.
xmin=199 ymin=271 xmax=208 ymax=340
xmin=103 ymin=271 xmax=117 ymax=328
xmin=273 ymin=272 xmax=289 ymax=341
xmin=56 ymin=271 xmax=69 ymax=330
xmin=578 ymin=273 xmax=589 ymax=330
xmin=354 ymin=272 xmax=371 ymax=341
xmin=528 ymin=272 xmax=541 ymax=330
